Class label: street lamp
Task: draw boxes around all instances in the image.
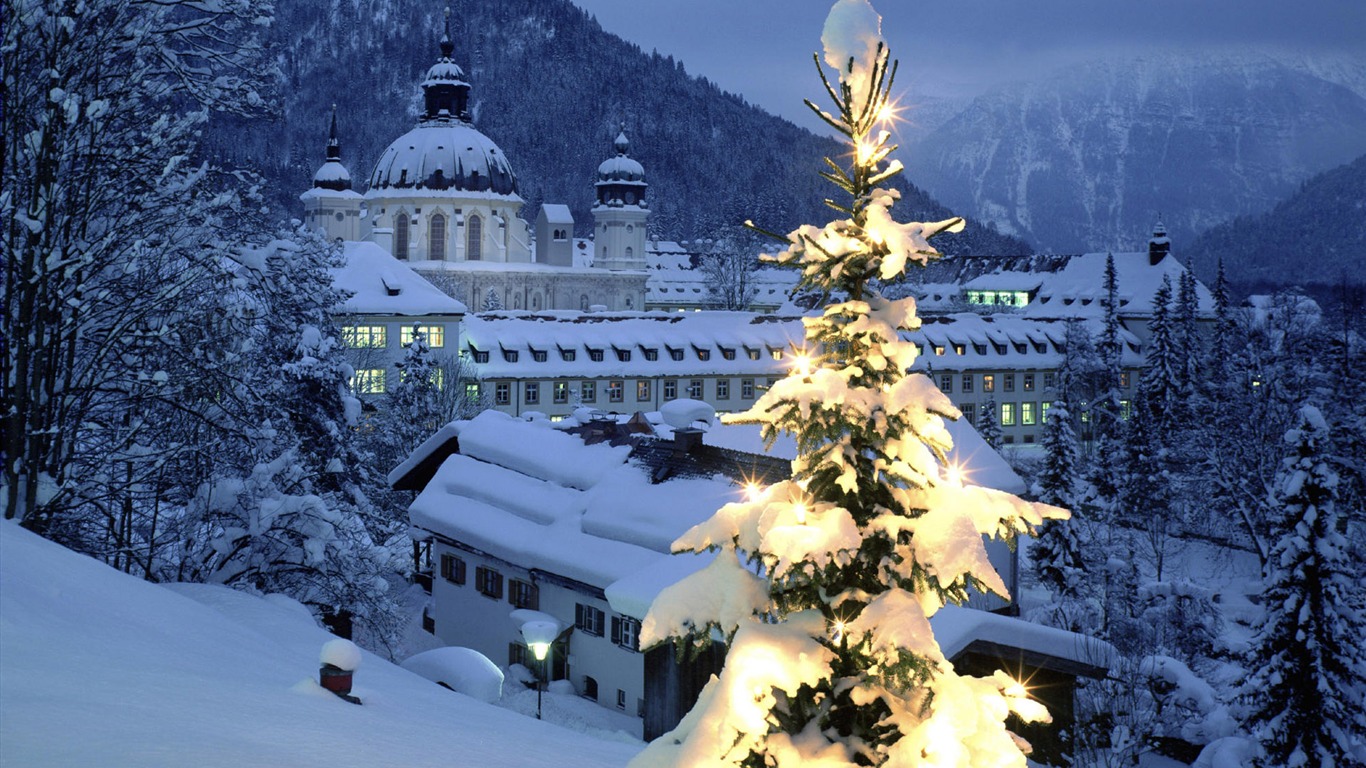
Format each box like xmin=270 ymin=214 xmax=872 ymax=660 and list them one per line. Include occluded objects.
xmin=520 ymin=619 xmax=558 ymax=721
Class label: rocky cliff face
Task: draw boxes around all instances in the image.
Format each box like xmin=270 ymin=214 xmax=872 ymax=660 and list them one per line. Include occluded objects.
xmin=902 ymin=53 xmax=1366 ymax=253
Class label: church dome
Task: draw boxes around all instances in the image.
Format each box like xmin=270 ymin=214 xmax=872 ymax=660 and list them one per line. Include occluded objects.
xmin=368 ymin=122 xmax=518 ymax=196
xmin=596 ymin=131 xmax=645 ymax=182
xmin=313 ymin=159 xmax=352 ymax=189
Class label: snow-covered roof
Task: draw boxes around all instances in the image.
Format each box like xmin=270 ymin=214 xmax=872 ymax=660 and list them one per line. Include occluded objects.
xmin=538 ymin=204 xmax=573 ymax=224
xmin=406 ymin=405 xmax=1029 ymax=620
xmin=459 ymin=310 xmax=1143 ymax=380
xmin=463 ymin=311 xmax=805 ymax=378
xmin=332 ymin=241 xmax=468 ymax=316
xmin=931 ymin=605 xmax=1113 ymax=676
xmin=367 ymin=122 xmax=520 ymax=199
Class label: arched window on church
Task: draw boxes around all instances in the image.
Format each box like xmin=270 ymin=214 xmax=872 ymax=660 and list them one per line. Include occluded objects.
xmin=429 ymin=213 xmax=446 ymax=260
xmin=394 ymin=213 xmax=410 ymax=260
xmin=532 ymin=294 xmax=541 ymax=311
xmin=625 ymin=246 xmax=634 ymax=261
xmin=467 ymin=214 xmax=483 ymax=261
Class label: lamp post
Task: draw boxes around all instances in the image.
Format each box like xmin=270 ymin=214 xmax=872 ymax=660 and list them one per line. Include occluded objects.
xmin=520 ymin=619 xmax=558 ymax=721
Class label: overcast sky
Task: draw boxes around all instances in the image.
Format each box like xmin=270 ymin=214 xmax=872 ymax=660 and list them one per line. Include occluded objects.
xmin=570 ymin=0 xmax=1366 ymax=134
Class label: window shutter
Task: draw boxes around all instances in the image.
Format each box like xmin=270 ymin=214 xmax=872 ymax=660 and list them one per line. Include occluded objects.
xmin=576 ymin=603 xmax=585 ymax=629
xmin=611 ymin=616 xmax=622 ymax=645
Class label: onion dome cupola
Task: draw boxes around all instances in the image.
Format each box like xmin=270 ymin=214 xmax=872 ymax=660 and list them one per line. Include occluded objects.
xmin=1148 ymin=216 xmax=1171 ymax=265
xmin=366 ymin=7 xmax=519 ymax=197
xmin=311 ymin=105 xmax=353 ymax=192
xmin=594 ymin=128 xmax=647 ymax=208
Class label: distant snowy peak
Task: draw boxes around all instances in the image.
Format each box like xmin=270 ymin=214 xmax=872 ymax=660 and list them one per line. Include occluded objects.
xmin=902 ymin=52 xmax=1366 ymax=256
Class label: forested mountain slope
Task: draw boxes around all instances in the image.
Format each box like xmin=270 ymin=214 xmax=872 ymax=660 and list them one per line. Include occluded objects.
xmin=1188 ymin=153 xmax=1366 ymax=286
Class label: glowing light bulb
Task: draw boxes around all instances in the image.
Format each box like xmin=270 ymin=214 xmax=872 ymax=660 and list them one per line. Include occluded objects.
xmin=792 ymin=502 xmax=807 ymax=524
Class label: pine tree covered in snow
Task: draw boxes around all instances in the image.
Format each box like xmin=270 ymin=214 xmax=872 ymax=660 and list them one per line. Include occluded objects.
xmin=482 ymin=288 xmax=504 ymax=312
xmin=977 ymin=398 xmax=1004 ymax=451
xmin=1138 ymin=275 xmax=1178 ymax=433
xmin=633 ymin=3 xmax=1061 ymax=765
xmin=1240 ymin=406 xmax=1366 ymax=768
xmin=1030 ymin=402 xmax=1086 ymax=601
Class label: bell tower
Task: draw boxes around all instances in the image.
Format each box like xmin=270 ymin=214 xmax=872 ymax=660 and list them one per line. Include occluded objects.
xmin=591 ymin=129 xmax=649 ymax=273
xmin=300 ymin=105 xmax=364 ymax=242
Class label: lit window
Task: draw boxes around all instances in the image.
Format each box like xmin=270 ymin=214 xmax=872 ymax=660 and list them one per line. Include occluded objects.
xmin=721 ymin=348 xmax=736 ymax=361
xmin=983 ymin=374 xmax=996 ymax=393
xmin=464 ymin=382 xmax=481 ymax=401
xmin=741 ymin=379 xmax=755 ymax=399
xmin=696 ymin=348 xmax=711 ymax=361
xmin=717 ymin=379 xmax=730 ymax=399
xmin=342 ymin=325 xmax=387 ymax=349
xmin=954 ymin=343 xmax=966 ymax=355
xmin=1022 ymin=402 xmax=1036 ymax=426
xmin=553 ymin=382 xmax=569 ymax=404
xmin=637 ymin=380 xmax=651 ymax=401
xmin=1120 ymin=371 xmax=1132 ymax=388
xmin=1023 ymin=373 xmax=1035 ymax=391
xmin=1121 ymin=399 xmax=1132 ymax=420
xmin=934 ymin=345 xmax=946 ymax=356
xmin=770 ymin=349 xmax=782 ymax=360
xmin=1041 ymin=401 xmax=1051 ymax=422
xmin=608 ymin=380 xmax=623 ymax=402
xmin=525 ymin=382 xmax=539 ymax=404
xmin=1001 ymin=402 xmax=1016 ymax=426
xmin=353 ymin=369 xmax=386 ymax=394
xmin=400 ymin=325 xmax=444 ymax=347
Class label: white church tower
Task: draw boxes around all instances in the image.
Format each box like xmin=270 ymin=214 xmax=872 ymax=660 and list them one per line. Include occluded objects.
xmin=591 ymin=129 xmax=649 ymax=272
xmin=299 ymin=106 xmax=364 ymax=242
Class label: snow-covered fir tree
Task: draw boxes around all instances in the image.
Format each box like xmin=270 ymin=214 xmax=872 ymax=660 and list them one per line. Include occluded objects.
xmin=1030 ymin=402 xmax=1086 ymax=602
xmin=1240 ymin=406 xmax=1366 ymax=768
xmin=483 ymin=288 xmax=504 ymax=312
xmin=977 ymin=398 xmax=1004 ymax=451
xmin=632 ymin=3 xmax=1062 ymax=765
xmin=1138 ymin=274 xmax=1178 ymax=432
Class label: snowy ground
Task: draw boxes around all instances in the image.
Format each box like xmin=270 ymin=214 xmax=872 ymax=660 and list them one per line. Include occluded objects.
xmin=0 ymin=521 xmax=644 ymax=767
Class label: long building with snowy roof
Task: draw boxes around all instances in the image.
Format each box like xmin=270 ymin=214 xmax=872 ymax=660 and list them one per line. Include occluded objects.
xmin=390 ymin=408 xmax=1110 ymax=747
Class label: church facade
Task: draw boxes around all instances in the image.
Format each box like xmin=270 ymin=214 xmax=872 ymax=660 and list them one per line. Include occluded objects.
xmin=301 ymin=15 xmax=649 ymax=313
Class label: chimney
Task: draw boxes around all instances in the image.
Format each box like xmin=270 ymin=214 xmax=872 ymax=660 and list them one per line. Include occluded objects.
xmin=673 ymin=427 xmax=704 ymax=454
xmin=1148 ymin=219 xmax=1171 ymax=266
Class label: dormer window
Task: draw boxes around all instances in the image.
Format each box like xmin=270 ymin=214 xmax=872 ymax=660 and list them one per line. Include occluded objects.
xmin=973 ymin=343 xmax=987 ymax=355
xmin=1013 ymin=342 xmax=1027 ymax=354
xmin=559 ymin=347 xmax=576 ymax=362
xmin=992 ymin=343 xmax=1007 ymax=355
xmin=532 ymin=350 xmax=547 ymax=363
xmin=502 ymin=349 xmax=519 ymax=363
xmin=720 ymin=348 xmax=736 ymax=361
xmin=953 ymin=343 xmax=966 ymax=355
xmin=642 ymin=348 xmax=658 ymax=361
xmin=470 ymin=347 xmax=489 ymax=364
xmin=588 ymin=348 xmax=604 ymax=362
xmin=745 ymin=347 xmax=761 ymax=361
xmin=667 ymin=347 xmax=684 ymax=361
xmin=615 ymin=348 xmax=631 ymax=362
xmin=694 ymin=347 xmax=711 ymax=361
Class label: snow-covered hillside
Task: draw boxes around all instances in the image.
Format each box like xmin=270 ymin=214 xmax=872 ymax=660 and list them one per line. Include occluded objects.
xmin=903 ymin=52 xmax=1366 ymax=254
xmin=0 ymin=522 xmax=642 ymax=767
